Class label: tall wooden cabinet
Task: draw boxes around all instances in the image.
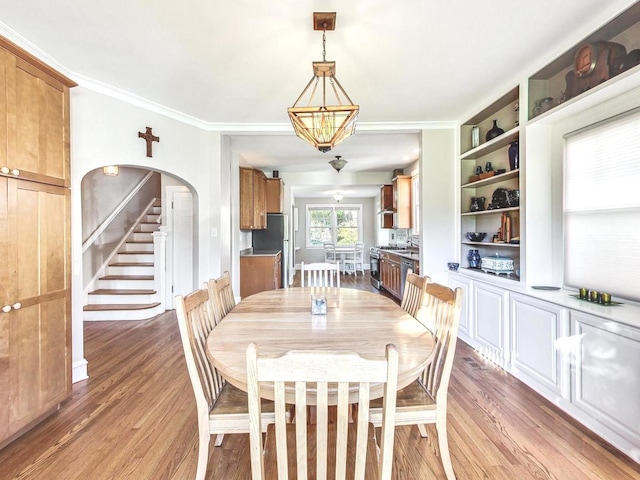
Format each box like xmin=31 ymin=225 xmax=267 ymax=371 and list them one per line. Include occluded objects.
xmin=239 ymin=167 xmax=267 ymax=230
xmin=0 ymin=36 xmax=75 ymax=447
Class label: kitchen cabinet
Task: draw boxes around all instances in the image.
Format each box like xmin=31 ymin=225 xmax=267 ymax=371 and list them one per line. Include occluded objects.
xmin=380 ymin=251 xmax=401 ymax=300
xmin=0 ymin=35 xmax=74 ymax=448
xmin=266 ymin=178 xmax=284 ymax=213
xmin=392 ymin=175 xmax=411 ymax=229
xmin=448 ymin=274 xmax=472 ymax=338
xmin=239 ymin=167 xmax=266 ymax=230
xmin=240 ymin=252 xmax=281 ymax=298
xmin=1 ymin=42 xmax=72 ymax=187
xmin=379 ymin=184 xmax=393 ymax=229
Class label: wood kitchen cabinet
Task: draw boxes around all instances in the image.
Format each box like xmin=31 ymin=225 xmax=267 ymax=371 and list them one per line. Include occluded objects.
xmin=266 ymin=177 xmax=284 ymax=213
xmin=239 ymin=167 xmax=267 ymax=230
xmin=392 ymin=175 xmax=412 ymax=229
xmin=379 ymin=184 xmax=393 ymax=229
xmin=0 ymin=35 xmax=75 ymax=448
xmin=240 ymin=252 xmax=281 ymax=298
xmin=380 ymin=251 xmax=401 ymax=300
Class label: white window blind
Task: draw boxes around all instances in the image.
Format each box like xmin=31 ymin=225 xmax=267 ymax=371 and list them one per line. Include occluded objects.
xmin=564 ymin=108 xmax=640 ymax=302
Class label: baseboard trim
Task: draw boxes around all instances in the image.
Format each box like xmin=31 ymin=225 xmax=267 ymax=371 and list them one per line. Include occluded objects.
xmin=72 ymin=358 xmax=89 ymax=383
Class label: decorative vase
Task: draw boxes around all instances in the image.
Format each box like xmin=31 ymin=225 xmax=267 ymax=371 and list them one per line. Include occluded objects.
xmin=467 ymin=249 xmax=481 ymax=269
xmin=485 ymin=119 xmax=504 ymax=141
xmin=508 ymin=141 xmax=519 ymax=170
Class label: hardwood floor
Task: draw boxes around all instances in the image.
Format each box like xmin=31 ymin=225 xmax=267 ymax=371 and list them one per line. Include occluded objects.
xmin=1 ymin=274 xmax=639 ymax=479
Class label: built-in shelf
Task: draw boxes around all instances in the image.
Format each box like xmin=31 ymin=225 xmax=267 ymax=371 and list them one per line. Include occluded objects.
xmin=461 ymin=267 xmax=520 ymax=282
xmin=462 ymin=241 xmax=520 ymax=248
xmin=462 ymin=169 xmax=519 ymax=189
xmin=460 ymin=127 xmax=519 ymax=159
xmin=461 ymin=206 xmax=520 ymax=216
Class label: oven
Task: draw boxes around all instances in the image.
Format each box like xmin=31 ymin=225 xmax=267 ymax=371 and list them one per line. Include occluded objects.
xmin=369 ymin=247 xmax=381 ymax=289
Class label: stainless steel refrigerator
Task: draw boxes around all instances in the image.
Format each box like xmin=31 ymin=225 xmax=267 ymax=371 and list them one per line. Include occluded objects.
xmin=251 ymin=213 xmax=289 ymax=288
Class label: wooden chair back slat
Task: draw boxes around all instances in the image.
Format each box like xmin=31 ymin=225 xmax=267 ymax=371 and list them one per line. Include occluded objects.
xmin=400 ymin=270 xmax=430 ymax=319
xmin=419 ymin=284 xmax=462 ymax=400
xmin=176 ymin=288 xmax=226 ymax=414
xmin=247 ymin=344 xmax=399 ymax=480
xmin=214 ymin=271 xmax=236 ymax=316
xmin=301 ymin=261 xmax=341 ymax=288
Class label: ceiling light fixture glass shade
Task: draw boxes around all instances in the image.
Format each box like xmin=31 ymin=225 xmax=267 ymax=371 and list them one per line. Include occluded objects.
xmin=329 ymin=155 xmax=347 ymax=172
xmin=333 ymin=192 xmax=344 ymax=203
xmin=103 ymin=165 xmax=119 ymax=176
xmin=288 ymin=12 xmax=359 ymax=153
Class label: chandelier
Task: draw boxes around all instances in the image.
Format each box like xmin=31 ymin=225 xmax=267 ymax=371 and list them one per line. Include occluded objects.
xmin=288 ymin=12 xmax=359 ymax=153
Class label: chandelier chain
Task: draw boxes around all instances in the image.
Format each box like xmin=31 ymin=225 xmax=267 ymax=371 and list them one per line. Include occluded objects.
xmin=322 ymin=28 xmax=326 ymax=61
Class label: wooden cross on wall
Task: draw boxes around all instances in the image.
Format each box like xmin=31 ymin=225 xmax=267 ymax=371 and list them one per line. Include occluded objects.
xmin=138 ymin=127 xmax=160 ymax=157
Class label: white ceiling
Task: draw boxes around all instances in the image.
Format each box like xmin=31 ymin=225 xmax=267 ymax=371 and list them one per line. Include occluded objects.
xmin=0 ymin=0 xmax=635 ymax=198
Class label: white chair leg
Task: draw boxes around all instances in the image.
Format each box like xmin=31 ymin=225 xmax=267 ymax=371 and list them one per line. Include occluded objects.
xmin=417 ymin=423 xmax=428 ymax=438
xmin=436 ymin=418 xmax=456 ymax=480
xmin=214 ymin=433 xmax=225 ymax=446
xmin=196 ymin=427 xmax=211 ymax=480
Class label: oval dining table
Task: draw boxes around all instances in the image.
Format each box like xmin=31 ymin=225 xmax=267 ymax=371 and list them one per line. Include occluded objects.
xmin=206 ymin=287 xmax=436 ymax=403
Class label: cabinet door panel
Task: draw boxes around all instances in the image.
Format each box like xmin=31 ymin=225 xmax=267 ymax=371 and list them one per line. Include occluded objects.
xmin=6 ymin=57 xmax=69 ymax=186
xmin=572 ymin=313 xmax=640 ymax=446
xmin=473 ymin=282 xmax=508 ymax=365
xmin=510 ymin=294 xmax=565 ymax=397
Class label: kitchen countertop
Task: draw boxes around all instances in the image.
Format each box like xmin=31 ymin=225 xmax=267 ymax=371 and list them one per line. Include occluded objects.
xmin=380 ymin=249 xmax=420 ymax=262
xmin=240 ymin=249 xmax=281 ymax=257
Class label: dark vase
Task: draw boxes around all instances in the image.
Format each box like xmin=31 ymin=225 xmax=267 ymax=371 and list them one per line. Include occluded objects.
xmin=508 ymin=141 xmax=519 ymax=170
xmin=467 ymin=249 xmax=481 ymax=269
xmin=486 ymin=119 xmax=504 ymax=141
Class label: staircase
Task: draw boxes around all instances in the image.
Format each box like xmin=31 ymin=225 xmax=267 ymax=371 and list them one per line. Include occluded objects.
xmin=83 ymin=202 xmax=165 ymax=321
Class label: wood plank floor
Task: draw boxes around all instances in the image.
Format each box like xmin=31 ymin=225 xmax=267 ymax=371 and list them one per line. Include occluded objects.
xmin=1 ymin=274 xmax=639 ymax=479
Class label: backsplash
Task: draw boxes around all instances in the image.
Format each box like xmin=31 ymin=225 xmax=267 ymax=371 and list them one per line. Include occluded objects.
xmin=390 ymin=228 xmax=411 ymax=246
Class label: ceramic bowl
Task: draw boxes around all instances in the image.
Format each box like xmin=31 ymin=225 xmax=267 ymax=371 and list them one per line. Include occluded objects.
xmin=447 ymin=262 xmax=459 ymax=271
xmin=465 ymin=232 xmax=487 ymax=242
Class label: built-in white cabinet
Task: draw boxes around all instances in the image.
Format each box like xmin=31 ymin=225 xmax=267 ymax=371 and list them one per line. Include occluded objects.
xmin=449 ymin=270 xmax=640 ymax=463
xmin=448 ymin=275 xmax=472 ymax=338
xmin=472 ymin=281 xmax=509 ymax=367
xmin=570 ymin=311 xmax=640 ymax=453
xmin=509 ymin=294 xmax=568 ymax=400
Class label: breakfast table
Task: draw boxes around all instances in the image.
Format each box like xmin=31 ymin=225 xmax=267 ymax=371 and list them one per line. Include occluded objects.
xmin=206 ymin=287 xmax=435 ymax=403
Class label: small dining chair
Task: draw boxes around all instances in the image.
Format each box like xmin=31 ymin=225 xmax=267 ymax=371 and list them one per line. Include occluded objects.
xmin=246 ymin=343 xmax=399 ymax=480
xmin=323 ymin=242 xmax=337 ymax=264
xmin=343 ymin=242 xmax=365 ymax=276
xmin=369 ymin=282 xmax=463 ymax=480
xmin=400 ymin=269 xmax=431 ymax=320
xmin=175 ymin=287 xmax=276 ymax=480
xmin=214 ymin=270 xmax=236 ymax=317
xmin=300 ymin=261 xmax=341 ymax=287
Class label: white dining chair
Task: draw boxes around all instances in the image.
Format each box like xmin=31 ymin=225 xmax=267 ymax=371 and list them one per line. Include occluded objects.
xmin=175 ymin=287 xmax=276 ymax=480
xmin=246 ymin=343 xmax=399 ymax=480
xmin=301 ymin=261 xmax=341 ymax=287
xmin=343 ymin=242 xmax=365 ymax=275
xmin=369 ymin=282 xmax=463 ymax=480
xmin=323 ymin=242 xmax=337 ymax=264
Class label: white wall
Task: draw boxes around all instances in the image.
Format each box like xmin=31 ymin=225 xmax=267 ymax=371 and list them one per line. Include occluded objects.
xmin=70 ymin=87 xmax=230 ymax=381
xmin=420 ymin=128 xmax=457 ymax=284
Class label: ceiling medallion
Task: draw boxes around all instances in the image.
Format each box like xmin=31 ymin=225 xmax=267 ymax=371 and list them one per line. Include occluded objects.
xmin=288 ymin=12 xmax=359 ymax=153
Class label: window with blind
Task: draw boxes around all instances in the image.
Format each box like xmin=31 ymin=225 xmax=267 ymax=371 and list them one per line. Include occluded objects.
xmin=564 ymin=108 xmax=640 ymax=302
xmin=306 ymin=204 xmax=362 ymax=247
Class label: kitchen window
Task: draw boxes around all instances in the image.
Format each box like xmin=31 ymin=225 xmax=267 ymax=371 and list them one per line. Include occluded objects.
xmin=306 ymin=204 xmax=363 ymax=247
